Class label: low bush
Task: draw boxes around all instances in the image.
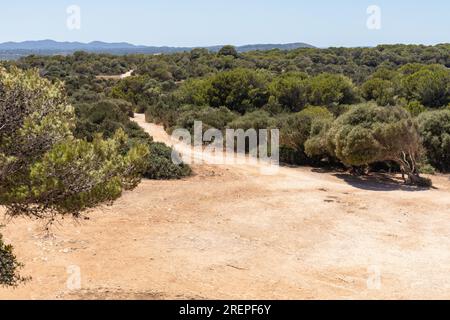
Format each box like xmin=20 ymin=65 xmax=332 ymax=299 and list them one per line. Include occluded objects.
xmin=417 ymin=109 xmax=450 ymax=172
xmin=0 ymin=233 xmax=27 ymax=287
xmin=402 ymin=100 xmax=427 ymax=117
xmin=73 ymin=99 xmax=192 ymax=181
xmin=327 ymin=103 xmax=431 ymax=186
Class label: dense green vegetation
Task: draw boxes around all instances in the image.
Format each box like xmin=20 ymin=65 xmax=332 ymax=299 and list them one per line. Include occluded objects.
xmin=418 ymin=109 xmax=450 ymax=172
xmin=0 ymin=43 xmax=449 ymax=286
xmin=3 ymin=44 xmax=448 ymax=177
xmin=324 ymin=104 xmax=431 ymax=186
xmin=0 ymin=67 xmax=152 ymax=218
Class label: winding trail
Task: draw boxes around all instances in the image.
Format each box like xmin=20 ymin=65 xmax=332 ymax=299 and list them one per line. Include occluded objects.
xmin=1 ymin=114 xmax=450 ymax=299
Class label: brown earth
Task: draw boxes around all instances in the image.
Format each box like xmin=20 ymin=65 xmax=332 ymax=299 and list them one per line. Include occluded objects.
xmin=1 ymin=113 xmax=450 ymax=300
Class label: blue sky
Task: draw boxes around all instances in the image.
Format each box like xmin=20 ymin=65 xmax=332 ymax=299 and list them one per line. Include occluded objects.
xmin=1 ymin=0 xmax=449 ymax=47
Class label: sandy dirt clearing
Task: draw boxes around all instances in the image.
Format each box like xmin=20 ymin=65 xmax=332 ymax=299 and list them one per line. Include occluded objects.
xmin=1 ymin=113 xmax=450 ymax=300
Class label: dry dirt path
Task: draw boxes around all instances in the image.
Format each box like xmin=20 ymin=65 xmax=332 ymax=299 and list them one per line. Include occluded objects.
xmin=1 ymin=114 xmax=450 ymax=300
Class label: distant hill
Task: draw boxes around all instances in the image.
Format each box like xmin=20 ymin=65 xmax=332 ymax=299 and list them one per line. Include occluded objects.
xmin=0 ymin=40 xmax=315 ymax=60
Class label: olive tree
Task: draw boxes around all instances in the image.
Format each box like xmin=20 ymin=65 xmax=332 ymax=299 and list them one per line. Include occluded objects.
xmin=0 ymin=67 xmax=149 ymax=286
xmin=326 ymin=103 xmax=431 ymax=186
xmin=307 ymin=73 xmax=358 ymax=106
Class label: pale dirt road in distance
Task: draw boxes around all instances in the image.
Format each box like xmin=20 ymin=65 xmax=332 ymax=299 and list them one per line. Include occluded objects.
xmin=95 ymin=69 xmax=134 ymax=80
xmin=1 ymin=113 xmax=450 ymax=300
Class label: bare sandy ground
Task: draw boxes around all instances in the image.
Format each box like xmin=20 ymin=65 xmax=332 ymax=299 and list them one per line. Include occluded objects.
xmin=1 ymin=113 xmax=450 ymax=300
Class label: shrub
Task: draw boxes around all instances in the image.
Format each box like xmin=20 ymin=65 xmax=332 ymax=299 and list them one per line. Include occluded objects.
xmin=402 ymin=100 xmax=427 ymax=117
xmin=269 ymin=72 xmax=309 ymax=112
xmin=0 ymin=233 xmax=27 ymax=287
xmin=74 ymin=99 xmax=141 ymax=141
xmin=279 ymin=107 xmax=333 ymax=152
xmin=145 ymin=100 xmax=180 ymax=130
xmin=419 ymin=164 xmax=436 ymax=175
xmin=110 ymin=76 xmax=166 ymax=111
xmin=307 ymin=73 xmax=358 ymax=106
xmin=262 ymin=96 xmax=286 ymax=115
xmin=304 ymin=117 xmax=334 ymax=160
xmin=207 ymin=68 xmax=270 ymax=114
xmin=227 ymin=110 xmax=275 ymax=131
xmin=176 ymin=78 xmax=209 ymax=106
xmin=327 ymin=103 xmax=431 ymax=186
xmin=278 ymin=107 xmax=334 ymax=165
xmin=143 ymin=142 xmax=191 ymax=180
xmin=402 ymin=65 xmax=450 ymax=107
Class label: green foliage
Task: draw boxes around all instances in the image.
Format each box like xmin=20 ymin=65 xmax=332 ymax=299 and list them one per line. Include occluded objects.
xmin=228 ymin=110 xmax=275 ymax=131
xmin=206 ymin=68 xmax=270 ymax=114
xmin=176 ymin=78 xmax=209 ymax=106
xmin=419 ymin=163 xmax=436 ymax=175
xmin=74 ymin=99 xmax=134 ymax=141
xmin=175 ymin=106 xmax=237 ymax=133
xmin=417 ymin=109 xmax=450 ymax=171
xmin=26 ymin=131 xmax=149 ymax=216
xmin=0 ymin=67 xmax=149 ymax=218
xmin=10 ymin=44 xmax=450 ymax=173
xmin=143 ymin=142 xmax=191 ymax=180
xmin=278 ymin=107 xmax=334 ymax=164
xmin=327 ymin=103 xmax=430 ymax=186
xmin=402 ymin=100 xmax=427 ymax=117
xmin=328 ymin=104 xmax=414 ymax=166
xmin=72 ymin=98 xmax=193 ymax=182
xmin=307 ymin=73 xmax=358 ymax=106
xmin=304 ymin=119 xmax=334 ymax=162
xmin=279 ymin=107 xmax=333 ymax=150
xmin=402 ymin=65 xmax=450 ymax=107
xmin=111 ymin=76 xmax=164 ymax=111
xmin=218 ymin=45 xmax=239 ymax=58
xmin=145 ymin=100 xmax=180 ymax=130
xmin=137 ymin=59 xmax=174 ymax=81
xmin=0 ymin=233 xmax=27 ymax=287
xmin=304 ymin=117 xmax=334 ymax=160
xmin=361 ymin=78 xmax=396 ymax=106
xmin=269 ymin=72 xmax=309 ymax=112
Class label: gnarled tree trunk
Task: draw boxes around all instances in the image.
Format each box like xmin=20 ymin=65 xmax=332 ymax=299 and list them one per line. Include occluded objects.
xmin=396 ymin=151 xmax=432 ymax=187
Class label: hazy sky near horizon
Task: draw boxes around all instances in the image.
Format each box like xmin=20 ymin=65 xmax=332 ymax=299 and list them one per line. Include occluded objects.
xmin=1 ymin=0 xmax=449 ymax=47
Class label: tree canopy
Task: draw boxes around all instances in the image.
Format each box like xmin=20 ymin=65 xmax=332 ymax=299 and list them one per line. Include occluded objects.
xmin=326 ymin=104 xmax=430 ymax=186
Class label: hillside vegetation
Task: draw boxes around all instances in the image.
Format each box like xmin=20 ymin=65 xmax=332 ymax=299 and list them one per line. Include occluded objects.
xmin=1 ymin=44 xmax=449 ymax=286
xmin=3 ymin=44 xmax=449 ymax=179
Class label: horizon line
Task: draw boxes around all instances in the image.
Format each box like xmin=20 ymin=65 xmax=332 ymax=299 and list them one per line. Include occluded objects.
xmin=1 ymin=39 xmax=449 ymax=50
